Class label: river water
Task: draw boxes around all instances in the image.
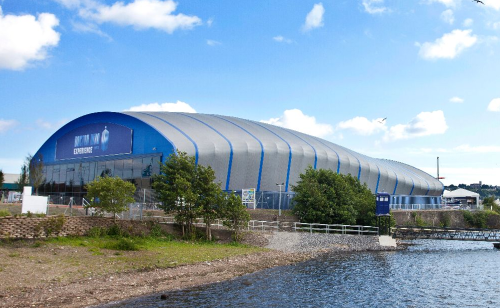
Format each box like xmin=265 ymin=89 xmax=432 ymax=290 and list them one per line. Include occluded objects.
xmin=103 ymin=240 xmax=500 ymax=308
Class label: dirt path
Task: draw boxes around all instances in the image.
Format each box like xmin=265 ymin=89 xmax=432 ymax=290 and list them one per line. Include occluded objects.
xmin=0 ymin=249 xmax=311 ymax=308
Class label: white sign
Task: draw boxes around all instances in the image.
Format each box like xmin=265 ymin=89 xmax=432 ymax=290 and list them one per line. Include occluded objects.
xmin=21 ymin=186 xmax=48 ymax=214
xmin=242 ymin=188 xmax=256 ymax=209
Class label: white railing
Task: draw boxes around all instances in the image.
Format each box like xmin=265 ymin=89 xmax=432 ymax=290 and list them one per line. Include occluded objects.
xmin=247 ymin=220 xmax=280 ymax=231
xmin=293 ymin=222 xmax=379 ymax=235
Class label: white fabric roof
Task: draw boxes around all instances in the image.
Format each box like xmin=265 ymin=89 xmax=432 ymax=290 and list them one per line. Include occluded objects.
xmin=443 ymin=188 xmax=479 ymax=198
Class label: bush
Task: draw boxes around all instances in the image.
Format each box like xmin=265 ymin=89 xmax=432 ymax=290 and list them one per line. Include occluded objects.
xmin=34 ymin=215 xmax=66 ymax=237
xmin=0 ymin=209 xmax=11 ymax=217
xmin=462 ymin=210 xmax=498 ymax=229
xmin=86 ymin=226 xmax=107 ymax=237
xmin=106 ymin=238 xmax=139 ymax=251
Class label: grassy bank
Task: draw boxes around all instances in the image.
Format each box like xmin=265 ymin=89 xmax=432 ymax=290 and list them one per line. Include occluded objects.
xmin=0 ymin=233 xmax=265 ymax=292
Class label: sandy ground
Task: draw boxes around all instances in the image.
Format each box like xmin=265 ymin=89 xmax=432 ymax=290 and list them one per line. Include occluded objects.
xmin=0 ymin=234 xmax=313 ymax=308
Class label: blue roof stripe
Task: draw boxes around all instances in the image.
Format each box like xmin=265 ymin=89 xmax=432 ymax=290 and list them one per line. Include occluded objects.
xmin=253 ymin=122 xmax=292 ymax=192
xmin=284 ymin=130 xmax=318 ymax=169
xmin=375 ymin=165 xmax=381 ymax=193
xmin=180 ymin=114 xmax=234 ymax=191
xmin=313 ymin=138 xmax=341 ymax=174
xmin=139 ymin=112 xmax=199 ymax=165
xmin=212 ymin=115 xmax=264 ymax=191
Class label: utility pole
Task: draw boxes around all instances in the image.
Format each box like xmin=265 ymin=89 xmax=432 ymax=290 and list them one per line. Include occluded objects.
xmin=276 ymin=182 xmax=284 ymax=216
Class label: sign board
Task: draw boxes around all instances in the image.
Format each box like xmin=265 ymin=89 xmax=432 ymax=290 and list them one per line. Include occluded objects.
xmin=242 ymin=188 xmax=256 ymax=209
xmin=21 ymin=186 xmax=48 ymax=214
xmin=56 ymin=123 xmax=132 ymax=160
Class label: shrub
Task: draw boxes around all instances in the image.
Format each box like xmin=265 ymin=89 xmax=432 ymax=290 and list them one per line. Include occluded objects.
xmin=0 ymin=209 xmax=11 ymax=217
xmin=86 ymin=226 xmax=107 ymax=237
xmin=35 ymin=215 xmax=66 ymax=237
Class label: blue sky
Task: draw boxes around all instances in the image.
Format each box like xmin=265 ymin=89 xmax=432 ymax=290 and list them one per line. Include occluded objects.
xmin=1 ymin=0 xmax=499 ymax=186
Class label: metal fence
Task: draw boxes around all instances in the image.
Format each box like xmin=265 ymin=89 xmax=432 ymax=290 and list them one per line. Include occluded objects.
xmin=293 ymin=222 xmax=379 ymax=235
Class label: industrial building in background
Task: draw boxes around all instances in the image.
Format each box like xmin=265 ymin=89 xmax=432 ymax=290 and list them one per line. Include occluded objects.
xmin=33 ymin=112 xmax=444 ymax=209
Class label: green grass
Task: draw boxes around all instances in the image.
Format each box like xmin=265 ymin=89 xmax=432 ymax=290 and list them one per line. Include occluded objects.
xmin=44 ymin=236 xmax=264 ymax=270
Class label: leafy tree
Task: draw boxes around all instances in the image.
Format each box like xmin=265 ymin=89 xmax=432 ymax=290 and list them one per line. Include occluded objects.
xmin=221 ymin=192 xmax=250 ymax=242
xmin=483 ymin=196 xmax=499 ymax=213
xmin=153 ymin=151 xmax=200 ymax=237
xmin=153 ymin=151 xmax=249 ymax=241
xmin=292 ymin=166 xmax=376 ymax=226
xmin=85 ymin=176 xmax=136 ymax=222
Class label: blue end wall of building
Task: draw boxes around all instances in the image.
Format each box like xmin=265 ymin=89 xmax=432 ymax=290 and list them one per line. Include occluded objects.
xmin=35 ymin=112 xmax=174 ymax=164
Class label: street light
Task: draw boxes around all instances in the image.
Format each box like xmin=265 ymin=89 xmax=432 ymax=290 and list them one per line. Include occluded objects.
xmin=276 ymin=183 xmax=284 ymax=216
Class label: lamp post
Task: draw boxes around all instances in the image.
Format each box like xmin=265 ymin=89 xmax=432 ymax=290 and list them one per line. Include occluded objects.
xmin=276 ymin=183 xmax=284 ymax=216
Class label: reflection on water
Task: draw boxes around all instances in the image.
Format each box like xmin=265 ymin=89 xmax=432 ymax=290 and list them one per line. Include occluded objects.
xmin=102 ymin=240 xmax=500 ymax=308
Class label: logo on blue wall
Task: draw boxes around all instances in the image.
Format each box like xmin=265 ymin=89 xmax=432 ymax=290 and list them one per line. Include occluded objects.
xmin=56 ymin=123 xmax=132 ymax=160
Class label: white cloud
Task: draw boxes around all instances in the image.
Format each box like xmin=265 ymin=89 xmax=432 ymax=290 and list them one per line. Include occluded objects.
xmin=57 ymin=0 xmax=201 ymax=34
xmin=261 ymin=109 xmax=333 ymax=138
xmin=417 ymin=29 xmax=477 ymax=60
xmin=0 ymin=119 xmax=19 ymax=133
xmin=463 ymin=18 xmax=473 ymax=27
xmin=362 ymin=0 xmax=389 ymax=14
xmin=441 ymin=9 xmax=454 ymax=24
xmin=428 ymin=0 xmax=459 ymax=8
xmin=206 ymin=39 xmax=221 ymax=46
xmin=383 ymin=110 xmax=448 ymax=141
xmin=487 ymin=98 xmax=500 ymax=111
xmin=273 ymin=35 xmax=293 ymax=44
xmin=455 ymin=144 xmax=500 ymax=153
xmin=36 ymin=118 xmax=68 ymax=130
xmin=489 ymin=21 xmax=500 ymax=30
xmin=483 ymin=0 xmax=500 ymax=10
xmin=0 ymin=6 xmax=60 ymax=70
xmin=336 ymin=117 xmax=387 ymax=136
xmin=206 ymin=17 xmax=214 ymax=27
xmin=421 ymin=166 xmax=500 ymax=186
xmin=71 ymin=20 xmax=111 ymax=39
xmin=125 ymin=101 xmax=196 ymax=113
xmin=449 ymin=96 xmax=464 ymax=103
xmin=84 ymin=0 xmax=202 ymax=33
xmin=302 ymin=3 xmax=325 ymax=32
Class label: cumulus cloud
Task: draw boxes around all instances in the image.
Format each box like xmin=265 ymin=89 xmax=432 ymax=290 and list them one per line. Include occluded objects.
xmin=483 ymin=0 xmax=500 ymax=10
xmin=487 ymin=98 xmax=500 ymax=111
xmin=383 ymin=110 xmax=448 ymax=142
xmin=261 ymin=109 xmax=333 ymax=138
xmin=449 ymin=96 xmax=464 ymax=103
xmin=0 ymin=119 xmax=19 ymax=133
xmin=362 ymin=0 xmax=389 ymax=14
xmin=302 ymin=3 xmax=324 ymax=32
xmin=273 ymin=36 xmax=293 ymax=44
xmin=83 ymin=0 xmax=202 ymax=33
xmin=206 ymin=39 xmax=221 ymax=46
xmin=336 ymin=117 xmax=387 ymax=136
xmin=125 ymin=101 xmax=196 ymax=112
xmin=0 ymin=6 xmax=60 ymax=70
xmin=441 ymin=9 xmax=454 ymax=24
xmin=55 ymin=0 xmax=201 ymax=34
xmin=417 ymin=29 xmax=477 ymax=60
xmin=463 ymin=18 xmax=473 ymax=27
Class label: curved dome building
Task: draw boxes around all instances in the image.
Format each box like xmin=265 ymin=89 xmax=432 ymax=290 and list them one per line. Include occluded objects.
xmin=34 ymin=111 xmax=443 ymax=203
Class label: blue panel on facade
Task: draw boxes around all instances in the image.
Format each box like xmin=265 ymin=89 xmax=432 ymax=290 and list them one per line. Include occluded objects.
xmin=56 ymin=123 xmax=132 ymax=160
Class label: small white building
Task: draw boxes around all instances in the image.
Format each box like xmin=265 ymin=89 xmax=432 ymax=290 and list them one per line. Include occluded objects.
xmin=442 ymin=188 xmax=480 ymax=209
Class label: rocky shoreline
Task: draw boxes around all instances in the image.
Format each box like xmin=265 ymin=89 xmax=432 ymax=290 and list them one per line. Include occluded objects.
xmin=0 ymin=232 xmax=401 ymax=308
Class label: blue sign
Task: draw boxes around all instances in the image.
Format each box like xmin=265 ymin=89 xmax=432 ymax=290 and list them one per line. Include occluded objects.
xmin=56 ymin=123 xmax=132 ymax=160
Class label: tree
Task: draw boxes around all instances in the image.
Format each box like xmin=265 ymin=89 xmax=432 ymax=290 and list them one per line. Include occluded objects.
xmin=0 ymin=169 xmax=4 ymax=189
xmin=153 ymin=151 xmax=200 ymax=237
xmin=16 ymin=164 xmax=29 ymax=192
xmin=221 ymin=192 xmax=250 ymax=242
xmin=292 ymin=166 xmax=376 ymax=226
xmin=85 ymin=176 xmax=136 ymax=222
xmin=483 ymin=196 xmax=499 ymax=213
xmin=152 ymin=151 xmax=245 ymax=241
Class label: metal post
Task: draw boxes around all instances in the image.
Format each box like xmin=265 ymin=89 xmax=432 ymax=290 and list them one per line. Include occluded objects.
xmin=276 ymin=182 xmax=284 ymax=216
